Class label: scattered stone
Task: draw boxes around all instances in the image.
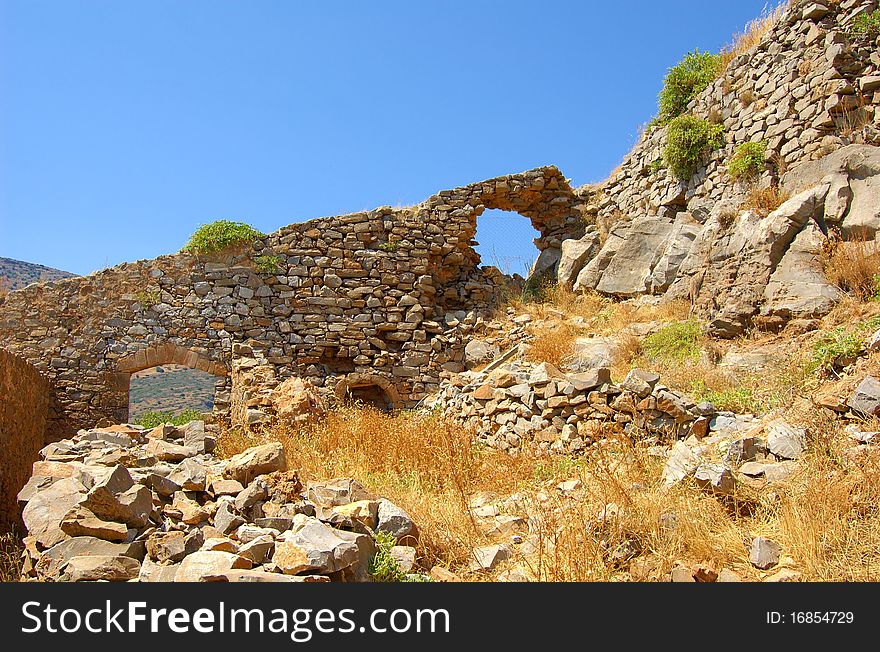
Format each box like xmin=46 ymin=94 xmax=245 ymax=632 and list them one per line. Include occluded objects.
xmin=750 ymin=536 xmax=781 ymax=570
xmin=223 ymin=442 xmax=287 ymax=483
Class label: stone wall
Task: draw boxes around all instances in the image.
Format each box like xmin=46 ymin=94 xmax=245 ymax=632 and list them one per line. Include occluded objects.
xmin=0 ymin=349 xmax=49 ymax=532
xmin=582 ymin=0 xmax=880 ymax=226
xmin=0 ymin=167 xmax=588 ymax=440
xmin=558 ymin=1 xmax=880 ymax=336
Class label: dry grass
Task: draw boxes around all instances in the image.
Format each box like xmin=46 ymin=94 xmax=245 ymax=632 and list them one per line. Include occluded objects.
xmin=524 ymin=322 xmax=579 ymax=367
xmin=719 ymin=2 xmax=787 ymax=72
xmin=743 ymin=185 xmax=790 ymax=217
xmin=823 ymin=233 xmax=880 ymax=301
xmin=215 ymin=402 xmax=880 ymax=581
xmin=0 ymin=531 xmax=23 ymax=582
xmin=216 ymin=407 xmax=536 ymax=571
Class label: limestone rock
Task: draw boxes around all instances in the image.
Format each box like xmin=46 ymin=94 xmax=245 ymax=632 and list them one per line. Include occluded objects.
xmin=848 ymin=376 xmax=880 ymax=417
xmin=65 ymin=555 xmax=140 ymax=582
xmin=307 ymin=478 xmax=374 ymax=507
xmin=174 ymin=551 xmax=252 ymax=582
xmin=223 ymin=442 xmax=287 ymax=483
xmin=557 ymin=228 xmax=601 ymax=287
xmin=749 ymin=536 xmax=781 ymax=570
xmin=273 ymin=516 xmax=360 ymax=575
xmin=270 ymin=376 xmax=327 ymax=425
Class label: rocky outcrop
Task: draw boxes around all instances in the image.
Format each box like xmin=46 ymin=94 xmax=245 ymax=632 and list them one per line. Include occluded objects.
xmin=16 ymin=421 xmax=420 ymax=582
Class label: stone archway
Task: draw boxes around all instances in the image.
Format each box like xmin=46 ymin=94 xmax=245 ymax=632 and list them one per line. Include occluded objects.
xmin=113 ymin=343 xmax=228 ymax=423
xmin=334 ymin=373 xmax=401 ymax=412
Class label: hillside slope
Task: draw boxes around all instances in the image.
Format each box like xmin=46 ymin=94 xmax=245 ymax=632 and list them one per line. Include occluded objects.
xmin=0 ymin=257 xmax=75 ymax=291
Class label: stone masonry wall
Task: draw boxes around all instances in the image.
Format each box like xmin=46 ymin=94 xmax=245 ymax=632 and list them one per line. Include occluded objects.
xmin=0 ymin=349 xmax=49 ymax=532
xmin=0 ymin=167 xmax=588 ymax=441
xmin=582 ymin=0 xmax=880 ymax=226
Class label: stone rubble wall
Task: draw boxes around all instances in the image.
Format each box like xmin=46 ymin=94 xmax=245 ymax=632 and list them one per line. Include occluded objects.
xmin=430 ymin=361 xmax=716 ymax=456
xmin=0 ymin=349 xmax=49 ymax=532
xmin=582 ymin=0 xmax=880 ymax=226
xmin=0 ymin=167 xmax=589 ymax=440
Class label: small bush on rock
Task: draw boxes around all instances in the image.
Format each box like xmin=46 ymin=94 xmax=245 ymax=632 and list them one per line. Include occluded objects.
xmin=253 ymin=254 xmax=281 ymax=274
xmin=182 ymin=220 xmax=264 ymax=255
xmin=663 ymin=115 xmax=725 ymax=180
xmin=727 ymin=141 xmax=766 ymax=182
xmin=742 ymin=185 xmax=789 ymax=217
xmin=657 ymin=50 xmax=722 ymax=123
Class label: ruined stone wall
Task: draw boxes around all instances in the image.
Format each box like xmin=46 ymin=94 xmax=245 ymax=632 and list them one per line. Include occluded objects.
xmin=0 ymin=349 xmax=49 ymax=532
xmin=584 ymin=0 xmax=880 ymax=225
xmin=0 ymin=167 xmax=588 ymax=440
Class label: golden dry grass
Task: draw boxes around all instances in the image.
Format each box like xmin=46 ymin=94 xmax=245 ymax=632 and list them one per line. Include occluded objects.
xmin=216 ymin=401 xmax=880 ymax=581
xmin=743 ymin=185 xmax=790 ymax=217
xmin=823 ymin=235 xmax=880 ymax=302
xmin=0 ymin=531 xmax=22 ymax=582
xmin=719 ymin=2 xmax=787 ymax=72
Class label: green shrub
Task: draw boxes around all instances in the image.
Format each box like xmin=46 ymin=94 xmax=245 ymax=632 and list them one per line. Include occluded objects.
xmin=727 ymin=141 xmax=766 ymax=182
xmin=657 ymin=50 xmax=722 ymax=124
xmin=663 ymin=115 xmax=725 ymax=180
xmin=648 ymin=159 xmax=665 ymax=175
xmin=368 ymin=531 xmax=408 ymax=582
xmin=253 ymin=254 xmax=281 ymax=274
xmin=378 ymin=241 xmax=399 ymax=253
xmin=133 ymin=409 xmax=205 ymax=429
xmin=136 ymin=287 xmax=162 ymax=307
xmin=182 ymin=220 xmax=264 ymax=255
xmin=642 ymin=320 xmax=702 ymax=362
xmin=811 ymin=328 xmax=864 ymax=375
xmin=850 ymin=10 xmax=880 ymax=37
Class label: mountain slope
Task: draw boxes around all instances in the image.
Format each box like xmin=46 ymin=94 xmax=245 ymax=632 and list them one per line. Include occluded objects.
xmin=0 ymin=257 xmax=76 ymax=291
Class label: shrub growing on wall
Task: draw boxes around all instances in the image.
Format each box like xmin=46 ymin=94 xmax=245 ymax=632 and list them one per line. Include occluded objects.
xmin=727 ymin=140 xmax=767 ymax=182
xmin=657 ymin=50 xmax=722 ymax=124
xmin=663 ymin=115 xmax=725 ymax=180
xmin=182 ymin=220 xmax=264 ymax=255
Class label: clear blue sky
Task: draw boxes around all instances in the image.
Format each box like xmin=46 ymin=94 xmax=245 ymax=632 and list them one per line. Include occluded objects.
xmin=1 ymin=0 xmax=775 ymax=276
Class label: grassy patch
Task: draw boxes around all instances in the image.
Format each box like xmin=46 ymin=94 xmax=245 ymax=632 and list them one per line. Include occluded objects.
xmin=0 ymin=530 xmax=22 ymax=582
xmin=727 ymin=141 xmax=766 ymax=182
xmin=663 ymin=115 xmax=725 ymax=180
xmin=641 ymin=320 xmax=702 ymax=363
xmin=657 ymin=50 xmax=722 ymax=124
xmin=182 ymin=220 xmax=264 ymax=256
xmin=850 ymin=10 xmax=880 ymax=37
xmin=823 ymin=236 xmax=880 ymax=302
xmin=133 ymin=408 xmax=205 ymax=429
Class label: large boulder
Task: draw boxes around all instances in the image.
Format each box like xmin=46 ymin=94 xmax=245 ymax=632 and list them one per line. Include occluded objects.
xmin=761 ymin=221 xmax=841 ymax=319
xmin=595 ymin=216 xmax=675 ymax=296
xmin=22 ymin=477 xmax=87 ymax=548
xmin=574 ymin=221 xmax=632 ymax=291
xmin=272 ymin=516 xmax=360 ymax=575
xmin=557 ymin=227 xmax=601 ymax=287
xmin=223 ymin=442 xmax=287 ymax=484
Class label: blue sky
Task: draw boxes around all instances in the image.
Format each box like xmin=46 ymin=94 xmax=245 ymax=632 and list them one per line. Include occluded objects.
xmin=1 ymin=0 xmax=776 ymax=276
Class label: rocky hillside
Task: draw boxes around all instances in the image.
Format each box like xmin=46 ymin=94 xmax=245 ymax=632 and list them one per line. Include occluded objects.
xmin=559 ymin=0 xmax=880 ymax=338
xmin=0 ymin=257 xmax=75 ymax=292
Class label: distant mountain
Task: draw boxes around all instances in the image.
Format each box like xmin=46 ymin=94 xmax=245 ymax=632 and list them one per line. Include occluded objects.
xmin=0 ymin=257 xmax=76 ymax=291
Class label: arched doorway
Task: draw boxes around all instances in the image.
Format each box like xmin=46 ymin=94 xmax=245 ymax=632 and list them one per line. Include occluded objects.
xmin=334 ymin=373 xmax=400 ymax=412
xmin=116 ymin=343 xmax=228 ymax=423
